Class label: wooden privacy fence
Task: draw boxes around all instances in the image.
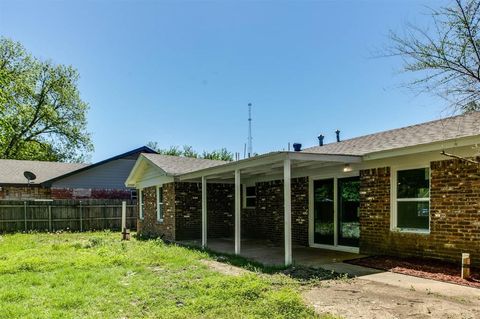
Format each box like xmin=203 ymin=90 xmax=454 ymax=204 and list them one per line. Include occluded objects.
xmin=0 ymin=199 xmax=137 ymax=233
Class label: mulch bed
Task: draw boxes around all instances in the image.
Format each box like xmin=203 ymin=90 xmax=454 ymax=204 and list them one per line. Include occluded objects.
xmin=346 ymin=255 xmax=480 ymax=289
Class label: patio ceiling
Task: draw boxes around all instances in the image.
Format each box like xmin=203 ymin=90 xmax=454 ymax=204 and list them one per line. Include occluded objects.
xmin=178 ymin=151 xmax=362 ymax=183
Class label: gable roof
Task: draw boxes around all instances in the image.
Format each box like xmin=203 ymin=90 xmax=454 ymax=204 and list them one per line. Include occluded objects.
xmin=41 ymin=146 xmax=156 ymax=186
xmin=142 ymin=153 xmax=228 ymax=175
xmin=303 ymin=111 xmax=480 ymax=156
xmin=0 ymin=160 xmax=87 ymax=185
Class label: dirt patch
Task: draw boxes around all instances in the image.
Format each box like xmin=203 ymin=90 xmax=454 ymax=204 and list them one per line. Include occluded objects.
xmin=282 ymin=266 xmax=340 ymax=281
xmin=347 ymin=256 xmax=480 ymax=289
xmin=303 ymin=278 xmax=480 ymax=319
xmin=200 ymin=259 xmax=249 ymax=276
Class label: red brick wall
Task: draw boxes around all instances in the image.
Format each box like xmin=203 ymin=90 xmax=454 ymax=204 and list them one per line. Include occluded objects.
xmin=207 ymin=183 xmax=234 ymax=238
xmin=174 ymin=182 xmax=236 ymax=241
xmin=429 ymin=159 xmax=480 ymax=265
xmin=138 ymin=182 xmax=236 ymax=241
xmin=137 ymin=178 xmax=310 ymax=246
xmin=136 ymin=185 xmax=175 ymax=239
xmin=0 ymin=185 xmax=51 ymax=200
xmin=174 ymin=182 xmax=202 ymax=241
xmin=359 ymin=167 xmax=391 ymax=255
xmin=360 ymin=160 xmax=480 ymax=266
xmin=254 ymin=177 xmax=309 ymax=246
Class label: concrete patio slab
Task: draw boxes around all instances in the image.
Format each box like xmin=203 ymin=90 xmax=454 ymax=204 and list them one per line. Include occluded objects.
xmin=321 ymin=262 xmax=382 ymax=277
xmin=180 ymin=238 xmax=366 ymax=267
xmin=361 ymin=271 xmax=480 ymax=298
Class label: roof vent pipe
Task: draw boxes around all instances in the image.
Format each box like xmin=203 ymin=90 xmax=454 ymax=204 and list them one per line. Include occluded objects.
xmin=335 ymin=129 xmax=341 ymax=142
xmin=292 ymin=143 xmax=302 ymax=152
xmin=318 ymin=134 xmax=324 ymax=146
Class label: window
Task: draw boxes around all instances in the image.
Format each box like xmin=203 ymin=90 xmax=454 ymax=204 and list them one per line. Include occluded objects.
xmin=394 ymin=167 xmax=430 ymax=231
xmin=156 ymin=186 xmax=164 ymax=222
xmin=244 ymin=185 xmax=256 ymax=208
xmin=139 ymin=189 xmax=144 ymax=220
xmin=130 ymin=189 xmax=138 ymax=201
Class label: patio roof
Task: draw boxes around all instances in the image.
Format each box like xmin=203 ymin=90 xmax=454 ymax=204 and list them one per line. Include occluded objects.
xmin=177 ymin=151 xmax=362 ymax=266
xmin=179 ymin=151 xmax=362 ymax=183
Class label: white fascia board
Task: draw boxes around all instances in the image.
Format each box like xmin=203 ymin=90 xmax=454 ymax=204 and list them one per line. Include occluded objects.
xmin=363 ymin=135 xmax=480 ymax=161
xmin=179 ymin=152 xmax=363 ymax=181
xmin=288 ymin=152 xmax=362 ymax=163
xmin=178 ymin=152 xmax=288 ymax=181
xmin=125 ymin=154 xmax=170 ymax=188
xmin=137 ymin=175 xmax=174 ymax=189
xmin=125 ymin=156 xmax=148 ymax=187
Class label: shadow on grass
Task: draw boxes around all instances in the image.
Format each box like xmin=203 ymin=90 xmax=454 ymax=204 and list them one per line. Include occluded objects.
xmin=135 ymin=234 xmax=346 ymax=282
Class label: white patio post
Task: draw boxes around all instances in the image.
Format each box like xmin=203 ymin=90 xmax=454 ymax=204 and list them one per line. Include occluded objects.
xmin=284 ymin=158 xmax=292 ymax=266
xmin=234 ymin=169 xmax=241 ymax=255
xmin=202 ymin=176 xmax=207 ymax=248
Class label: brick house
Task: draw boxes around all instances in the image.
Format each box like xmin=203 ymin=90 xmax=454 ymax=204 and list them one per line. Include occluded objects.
xmin=0 ymin=146 xmax=156 ymax=200
xmin=126 ymin=112 xmax=480 ymax=266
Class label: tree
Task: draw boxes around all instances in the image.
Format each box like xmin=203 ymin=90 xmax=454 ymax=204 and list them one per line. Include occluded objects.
xmin=389 ymin=0 xmax=480 ymax=113
xmin=202 ymin=148 xmax=233 ymax=161
xmin=147 ymin=142 xmax=233 ymax=161
xmin=0 ymin=37 xmax=93 ymax=162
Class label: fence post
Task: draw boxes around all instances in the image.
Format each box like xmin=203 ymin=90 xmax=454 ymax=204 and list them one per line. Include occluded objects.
xmin=24 ymin=201 xmax=27 ymax=231
xmin=103 ymin=202 xmax=107 ymax=230
xmin=48 ymin=205 xmax=52 ymax=232
xmin=121 ymin=201 xmax=126 ymax=232
xmin=79 ymin=201 xmax=83 ymax=232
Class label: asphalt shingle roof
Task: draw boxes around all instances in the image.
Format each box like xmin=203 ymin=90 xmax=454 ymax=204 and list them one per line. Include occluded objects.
xmin=303 ymin=111 xmax=480 ymax=156
xmin=0 ymin=160 xmax=88 ymax=185
xmin=142 ymin=153 xmax=227 ymax=175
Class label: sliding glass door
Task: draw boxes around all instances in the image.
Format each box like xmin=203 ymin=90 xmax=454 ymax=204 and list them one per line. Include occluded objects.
xmin=313 ymin=179 xmax=334 ymax=245
xmin=337 ymin=177 xmax=360 ymax=247
xmin=313 ymin=176 xmax=360 ymax=249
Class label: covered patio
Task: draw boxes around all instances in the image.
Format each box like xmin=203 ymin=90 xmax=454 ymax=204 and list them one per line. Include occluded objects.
xmin=179 ymin=151 xmax=362 ymax=266
xmin=180 ymin=237 xmax=364 ymax=268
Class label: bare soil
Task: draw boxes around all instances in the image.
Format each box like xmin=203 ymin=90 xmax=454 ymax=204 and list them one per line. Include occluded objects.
xmin=347 ymin=256 xmax=480 ymax=289
xmin=303 ymin=278 xmax=480 ymax=319
xmin=200 ymin=259 xmax=249 ymax=276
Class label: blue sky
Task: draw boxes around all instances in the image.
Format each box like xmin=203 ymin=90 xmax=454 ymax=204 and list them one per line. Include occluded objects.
xmin=0 ymin=0 xmax=450 ymax=162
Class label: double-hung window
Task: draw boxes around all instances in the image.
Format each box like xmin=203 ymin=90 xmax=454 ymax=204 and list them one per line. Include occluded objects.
xmin=244 ymin=185 xmax=256 ymax=208
xmin=139 ymin=189 xmax=145 ymax=220
xmin=156 ymin=186 xmax=164 ymax=222
xmin=130 ymin=189 xmax=138 ymax=201
xmin=394 ymin=167 xmax=430 ymax=231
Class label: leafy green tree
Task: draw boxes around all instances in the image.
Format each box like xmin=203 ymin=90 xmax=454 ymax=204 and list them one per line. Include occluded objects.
xmin=0 ymin=37 xmax=93 ymax=162
xmin=202 ymin=148 xmax=233 ymax=161
xmin=389 ymin=0 xmax=480 ymax=113
xmin=181 ymin=145 xmax=199 ymax=158
xmin=147 ymin=142 xmax=233 ymax=161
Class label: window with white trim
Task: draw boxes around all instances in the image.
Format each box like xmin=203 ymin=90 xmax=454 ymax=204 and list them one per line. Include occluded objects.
xmin=394 ymin=167 xmax=430 ymax=231
xmin=244 ymin=185 xmax=256 ymax=208
xmin=156 ymin=186 xmax=164 ymax=222
xmin=139 ymin=189 xmax=145 ymax=220
xmin=130 ymin=189 xmax=138 ymax=201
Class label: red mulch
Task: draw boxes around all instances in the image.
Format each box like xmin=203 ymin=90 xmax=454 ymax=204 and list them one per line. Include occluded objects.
xmin=346 ymin=255 xmax=480 ymax=289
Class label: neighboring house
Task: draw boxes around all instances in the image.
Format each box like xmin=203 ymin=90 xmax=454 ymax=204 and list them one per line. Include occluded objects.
xmin=0 ymin=146 xmax=156 ymax=200
xmin=126 ymin=112 xmax=480 ymax=266
xmin=0 ymin=161 xmax=87 ymax=200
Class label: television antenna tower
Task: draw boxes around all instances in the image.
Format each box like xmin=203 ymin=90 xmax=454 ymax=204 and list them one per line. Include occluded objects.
xmin=247 ymin=103 xmax=253 ymax=157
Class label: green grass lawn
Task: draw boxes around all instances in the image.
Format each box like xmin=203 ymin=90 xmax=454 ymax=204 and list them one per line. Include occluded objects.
xmin=0 ymin=232 xmax=334 ymax=319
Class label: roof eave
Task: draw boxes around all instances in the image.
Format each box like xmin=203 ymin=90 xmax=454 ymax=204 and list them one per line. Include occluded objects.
xmin=125 ymin=154 xmax=171 ymax=187
xmin=178 ymin=151 xmax=362 ymax=181
xmin=363 ymin=134 xmax=480 ymax=161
